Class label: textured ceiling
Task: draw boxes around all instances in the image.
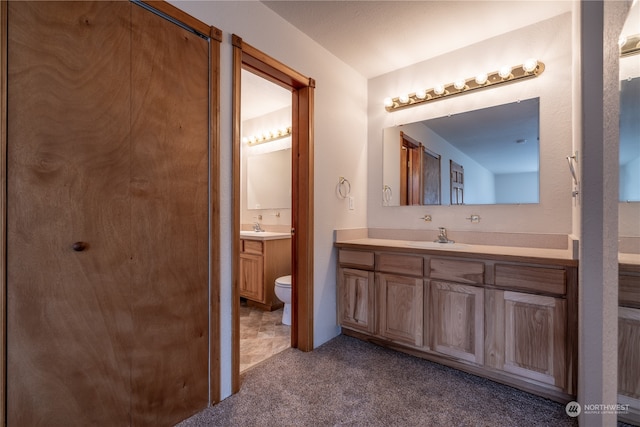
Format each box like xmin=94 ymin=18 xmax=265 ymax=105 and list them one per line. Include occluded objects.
xmin=262 ymin=1 xmax=573 ymax=79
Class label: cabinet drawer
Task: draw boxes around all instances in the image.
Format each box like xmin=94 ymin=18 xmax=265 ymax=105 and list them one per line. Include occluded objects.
xmin=376 ymin=253 xmax=423 ymax=276
xmin=620 ymin=273 xmax=640 ymax=308
xmin=495 ymin=264 xmax=566 ymax=296
xmin=429 ymin=258 xmax=484 ymax=284
xmin=339 ymin=249 xmax=374 ymax=269
xmin=242 ymin=239 xmax=263 ymax=255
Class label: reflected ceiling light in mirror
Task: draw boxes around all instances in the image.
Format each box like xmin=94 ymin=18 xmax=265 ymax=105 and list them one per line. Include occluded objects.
xmin=383 ymin=59 xmax=545 ymax=111
xmin=620 ymin=33 xmax=640 ymax=57
xmin=243 ymin=126 xmax=292 ymax=146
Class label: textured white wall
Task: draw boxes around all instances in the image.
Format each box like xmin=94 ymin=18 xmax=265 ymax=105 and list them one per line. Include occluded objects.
xmin=169 ymin=0 xmax=368 ymax=400
xmin=579 ymin=1 xmax=630 ymax=425
xmin=368 ymin=13 xmax=574 ymax=235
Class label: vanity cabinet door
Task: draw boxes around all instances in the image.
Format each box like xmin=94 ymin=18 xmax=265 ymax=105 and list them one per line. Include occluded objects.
xmin=486 ymin=289 xmax=567 ymax=388
xmin=619 ymin=306 xmax=640 ymax=423
xmin=378 ymin=273 xmax=424 ymax=347
xmin=240 ymin=253 xmax=264 ymax=302
xmin=618 ymin=267 xmax=640 ymax=425
xmin=430 ymin=280 xmax=484 ymax=364
xmin=338 ymin=268 xmax=375 ymax=334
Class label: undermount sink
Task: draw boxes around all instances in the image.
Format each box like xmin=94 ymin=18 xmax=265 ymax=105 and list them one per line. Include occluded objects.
xmin=407 ymin=241 xmax=470 ymax=250
xmin=240 ymin=230 xmax=291 ymax=240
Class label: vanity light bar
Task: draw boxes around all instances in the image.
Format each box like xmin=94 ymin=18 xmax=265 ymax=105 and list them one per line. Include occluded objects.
xmin=242 ymin=126 xmax=292 ymax=146
xmin=620 ymin=33 xmax=640 ymax=57
xmin=384 ymin=59 xmax=545 ymax=112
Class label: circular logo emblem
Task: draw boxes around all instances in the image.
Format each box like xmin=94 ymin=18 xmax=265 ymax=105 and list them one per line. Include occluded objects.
xmin=565 ymin=401 xmax=581 ymax=417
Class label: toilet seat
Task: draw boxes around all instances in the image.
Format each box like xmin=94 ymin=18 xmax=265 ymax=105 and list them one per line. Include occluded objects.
xmin=275 ymin=275 xmax=291 ymax=287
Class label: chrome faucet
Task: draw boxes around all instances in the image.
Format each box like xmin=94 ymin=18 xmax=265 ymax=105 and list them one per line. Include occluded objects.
xmin=252 ymin=222 xmax=265 ymax=232
xmin=435 ymin=227 xmax=454 ymax=244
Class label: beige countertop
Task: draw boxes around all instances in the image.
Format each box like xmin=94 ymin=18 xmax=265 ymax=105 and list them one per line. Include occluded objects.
xmin=335 ymin=237 xmax=577 ymax=265
xmin=240 ymin=231 xmax=291 ymax=241
xmin=337 ymin=237 xmax=640 ymax=266
xmin=620 ymin=252 xmax=640 ymax=267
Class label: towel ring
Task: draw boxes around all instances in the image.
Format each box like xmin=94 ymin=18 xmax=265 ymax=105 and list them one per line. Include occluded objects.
xmin=383 ymin=185 xmax=392 ymax=204
xmin=338 ymin=177 xmax=351 ymax=199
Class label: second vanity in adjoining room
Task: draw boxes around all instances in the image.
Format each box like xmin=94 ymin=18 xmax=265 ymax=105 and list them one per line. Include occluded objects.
xmin=335 ymin=234 xmax=579 ymax=403
xmin=239 ymin=231 xmax=291 ymax=311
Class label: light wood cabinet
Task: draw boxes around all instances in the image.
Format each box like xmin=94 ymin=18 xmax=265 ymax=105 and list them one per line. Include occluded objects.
xmin=336 ymin=243 xmax=578 ymax=404
xmin=619 ymin=265 xmax=640 ymax=426
xmin=486 ymin=290 xmax=566 ymax=388
xmin=239 ymin=237 xmax=291 ymax=310
xmin=240 ymin=252 xmax=264 ymax=302
xmin=337 ymin=268 xmax=375 ymax=334
xmin=378 ymin=273 xmax=424 ymax=347
xmin=431 ymin=280 xmax=484 ymax=364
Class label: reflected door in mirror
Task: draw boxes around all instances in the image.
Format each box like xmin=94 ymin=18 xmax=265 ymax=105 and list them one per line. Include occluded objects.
xmin=400 ymin=132 xmax=441 ymax=205
xmin=423 ymin=149 xmax=441 ymax=205
xmin=451 ymin=160 xmax=464 ymax=205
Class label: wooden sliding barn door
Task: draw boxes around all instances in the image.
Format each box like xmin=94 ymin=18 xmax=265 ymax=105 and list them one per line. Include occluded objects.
xmin=6 ymin=2 xmax=210 ymax=425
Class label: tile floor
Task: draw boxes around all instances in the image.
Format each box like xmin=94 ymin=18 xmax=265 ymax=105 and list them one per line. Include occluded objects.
xmin=240 ymin=299 xmax=291 ymax=372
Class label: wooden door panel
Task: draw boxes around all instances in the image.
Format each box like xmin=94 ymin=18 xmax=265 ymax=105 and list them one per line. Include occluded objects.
xmin=240 ymin=253 xmax=264 ymax=301
xmin=379 ymin=273 xmax=423 ymax=346
xmin=338 ymin=268 xmax=375 ymax=333
xmin=422 ymin=149 xmax=441 ymax=205
xmin=7 ymin=2 xmax=133 ymax=425
xmin=503 ymin=291 xmax=566 ymax=387
xmin=619 ymin=307 xmax=640 ymax=399
xmin=431 ymin=281 xmax=484 ymax=364
xmin=129 ymin=5 xmax=209 ymax=425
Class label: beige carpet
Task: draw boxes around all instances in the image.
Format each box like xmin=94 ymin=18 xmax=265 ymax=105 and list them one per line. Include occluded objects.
xmin=176 ymin=335 xmax=591 ymax=426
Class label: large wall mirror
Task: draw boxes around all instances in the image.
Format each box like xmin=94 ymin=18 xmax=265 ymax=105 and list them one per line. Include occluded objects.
xmin=240 ymin=69 xmax=292 ymax=212
xmin=382 ymin=98 xmax=540 ymax=206
xmin=619 ymin=1 xmax=640 ymax=203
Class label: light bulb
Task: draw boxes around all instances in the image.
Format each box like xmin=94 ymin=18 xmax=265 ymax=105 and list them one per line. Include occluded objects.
xmin=383 ymin=97 xmax=394 ymax=108
xmin=399 ymin=94 xmax=410 ymax=104
xmin=619 ymin=35 xmax=627 ymax=48
xmin=454 ymin=80 xmax=466 ymax=90
xmin=475 ymin=73 xmax=488 ymax=85
xmin=415 ymin=89 xmax=427 ymax=99
xmin=523 ymin=58 xmax=538 ymax=73
xmin=242 ymin=137 xmax=249 ymax=144
xmin=434 ymin=84 xmax=445 ymax=95
xmin=498 ymin=65 xmax=511 ymax=79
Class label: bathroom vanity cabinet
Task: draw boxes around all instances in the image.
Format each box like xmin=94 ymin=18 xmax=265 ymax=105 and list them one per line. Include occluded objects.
xmin=619 ymin=263 xmax=640 ymax=425
xmin=240 ymin=236 xmax=291 ymax=311
xmin=336 ymin=243 xmax=578 ymax=403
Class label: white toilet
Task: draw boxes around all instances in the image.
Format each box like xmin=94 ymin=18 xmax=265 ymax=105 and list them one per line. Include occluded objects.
xmin=274 ymin=275 xmax=292 ymax=326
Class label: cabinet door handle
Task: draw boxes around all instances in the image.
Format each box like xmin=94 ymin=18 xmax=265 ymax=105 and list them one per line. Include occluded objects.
xmin=72 ymin=242 xmax=88 ymax=252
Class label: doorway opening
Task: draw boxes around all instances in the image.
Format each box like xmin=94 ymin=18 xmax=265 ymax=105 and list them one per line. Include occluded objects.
xmin=238 ymin=68 xmax=293 ymax=372
xmin=232 ymin=35 xmax=315 ymax=393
